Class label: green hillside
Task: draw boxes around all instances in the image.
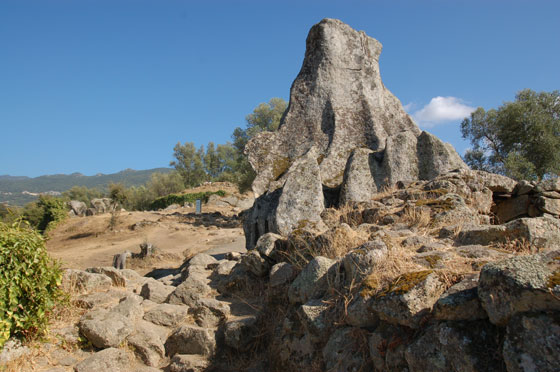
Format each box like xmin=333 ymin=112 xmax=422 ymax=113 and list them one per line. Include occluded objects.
xmin=0 ymin=168 xmax=172 ymax=206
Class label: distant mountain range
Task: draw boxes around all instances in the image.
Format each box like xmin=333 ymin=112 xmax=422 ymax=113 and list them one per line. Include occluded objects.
xmin=0 ymin=168 xmax=173 ymax=206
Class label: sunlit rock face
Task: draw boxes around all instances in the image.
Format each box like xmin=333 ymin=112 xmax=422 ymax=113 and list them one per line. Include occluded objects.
xmin=244 ymin=18 xmax=466 ymax=249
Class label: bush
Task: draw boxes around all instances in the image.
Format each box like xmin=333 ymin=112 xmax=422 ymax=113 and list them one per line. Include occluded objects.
xmin=0 ymin=221 xmax=63 ymax=348
xmin=22 ymin=196 xmax=69 ymax=234
xmin=150 ymin=190 xmax=226 ymax=210
xmin=34 ymin=196 xmax=68 ymax=234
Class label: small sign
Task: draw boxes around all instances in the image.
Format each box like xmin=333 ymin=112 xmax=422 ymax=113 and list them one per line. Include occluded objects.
xmin=195 ymin=199 xmax=201 ymax=215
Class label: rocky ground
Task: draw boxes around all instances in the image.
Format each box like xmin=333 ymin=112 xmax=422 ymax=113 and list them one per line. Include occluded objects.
xmin=1 ymin=171 xmax=559 ymax=372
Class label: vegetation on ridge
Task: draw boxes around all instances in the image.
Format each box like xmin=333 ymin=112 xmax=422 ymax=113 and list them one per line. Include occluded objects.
xmin=461 ymin=89 xmax=560 ymax=180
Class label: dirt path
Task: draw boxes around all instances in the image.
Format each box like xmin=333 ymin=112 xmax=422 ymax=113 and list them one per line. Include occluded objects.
xmin=47 ymin=204 xmax=246 ymax=275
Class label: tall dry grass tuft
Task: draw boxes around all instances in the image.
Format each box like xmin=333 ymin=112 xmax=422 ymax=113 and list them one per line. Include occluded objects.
xmin=370 ymin=183 xmax=400 ymax=201
xmin=284 ymin=223 xmax=369 ymax=269
xmin=492 ymin=237 xmax=536 ymax=255
xmin=359 ymin=238 xmax=424 ymax=297
xmin=398 ymin=205 xmax=431 ymax=230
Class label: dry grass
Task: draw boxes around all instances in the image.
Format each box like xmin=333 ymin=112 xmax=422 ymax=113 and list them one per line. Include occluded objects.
xmin=284 ymin=223 xmax=369 ymax=269
xmin=359 ymin=238 xmax=424 ymax=297
xmin=398 ymin=205 xmax=431 ymax=230
xmin=370 ymin=184 xmax=400 ymax=201
xmin=491 ymin=237 xmax=536 ymax=255
xmin=128 ymin=251 xmax=182 ymax=269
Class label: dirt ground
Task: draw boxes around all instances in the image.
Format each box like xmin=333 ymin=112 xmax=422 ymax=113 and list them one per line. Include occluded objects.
xmin=47 ymin=201 xmax=247 ymax=276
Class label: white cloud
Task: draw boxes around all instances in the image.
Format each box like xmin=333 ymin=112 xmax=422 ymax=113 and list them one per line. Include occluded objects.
xmin=403 ymin=102 xmax=416 ymax=112
xmin=411 ymin=96 xmax=475 ymax=128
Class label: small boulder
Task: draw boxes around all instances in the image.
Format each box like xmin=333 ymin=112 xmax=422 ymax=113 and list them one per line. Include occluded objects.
xmin=269 ymin=262 xmax=296 ymax=288
xmin=477 ymin=251 xmax=560 ymax=326
xmin=190 ymin=298 xmax=230 ymax=328
xmin=297 ymin=299 xmax=330 ymax=343
xmin=167 ymin=276 xmax=212 ymax=307
xmin=78 ymin=308 xmax=134 ymax=348
xmin=86 ymin=267 xmax=127 ymax=287
xmin=187 ymin=253 xmax=218 ymax=269
xmin=140 ymin=279 xmax=175 ymax=304
xmin=144 ymin=303 xmax=190 ymax=327
xmin=126 ymin=321 xmax=166 ymax=367
xmin=111 ymin=294 xmax=144 ymax=321
xmin=223 ymin=316 xmax=258 ymax=351
xmin=62 ymin=269 xmax=112 ymax=293
xmin=433 ymin=274 xmax=487 ymax=321
xmin=168 ymin=354 xmax=209 ymax=372
xmin=255 ymin=232 xmax=285 ymax=259
xmin=165 ymin=325 xmax=216 ymax=357
xmin=240 ymin=250 xmax=270 ymax=277
xmin=288 ymin=256 xmax=338 ymax=304
xmin=68 ymin=200 xmax=87 ymax=217
xmin=342 ymin=239 xmax=388 ymax=283
xmin=322 ymin=327 xmax=371 ymax=372
xmin=370 ymin=270 xmax=446 ymax=328
xmin=213 ymin=260 xmax=237 ymax=276
xmin=73 ymin=348 xmax=129 ymax=372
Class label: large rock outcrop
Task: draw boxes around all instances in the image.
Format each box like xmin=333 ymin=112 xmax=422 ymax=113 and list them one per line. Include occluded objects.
xmin=244 ymin=18 xmax=466 ymax=248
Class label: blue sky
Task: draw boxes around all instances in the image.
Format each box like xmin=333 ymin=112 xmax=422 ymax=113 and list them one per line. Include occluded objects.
xmin=1 ymin=0 xmax=559 ymax=177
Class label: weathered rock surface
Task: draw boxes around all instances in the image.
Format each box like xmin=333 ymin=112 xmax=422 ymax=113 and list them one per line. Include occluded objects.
xmin=368 ymin=323 xmax=409 ymax=372
xmin=73 ymin=348 xmax=129 ymax=372
xmin=339 ymin=148 xmax=378 ymax=205
xmin=78 ymin=308 xmax=134 ymax=348
xmin=223 ymin=316 xmax=258 ymax=351
xmin=168 ymin=354 xmax=209 ymax=372
xmin=269 ymin=262 xmax=295 ymax=288
xmin=503 ymin=312 xmax=560 ymax=372
xmin=478 ymin=251 xmax=560 ymax=326
xmin=111 ymin=294 xmax=144 ymax=321
xmin=243 ymin=18 xmax=467 ymax=248
xmin=405 ymin=321 xmax=505 ymax=372
xmin=370 ymin=271 xmax=446 ymax=328
xmin=456 ymin=216 xmax=560 ymax=250
xmin=90 ymin=198 xmax=113 ymax=214
xmin=433 ymin=274 xmax=486 ymax=321
xmin=68 ymin=200 xmax=87 ymax=217
xmin=288 ymin=256 xmax=337 ymax=304
xmin=322 ymin=327 xmax=371 ymax=371
xmin=85 ymin=267 xmax=127 ymax=287
xmin=126 ymin=321 xmax=166 ymax=367
xmin=165 ymin=325 xmax=216 ymax=357
xmin=298 ymin=299 xmax=331 ymax=343
xmin=144 ymin=303 xmax=189 ymax=327
xmin=63 ymin=269 xmax=113 ymax=293
xmin=140 ymin=279 xmax=175 ymax=304
xmin=240 ymin=250 xmax=270 ymax=277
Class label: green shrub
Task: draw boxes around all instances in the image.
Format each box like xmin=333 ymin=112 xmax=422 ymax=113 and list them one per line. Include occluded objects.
xmin=36 ymin=196 xmax=68 ymax=233
xmin=0 ymin=221 xmax=63 ymax=348
xmin=149 ymin=190 xmax=226 ymax=210
xmin=23 ymin=196 xmax=68 ymax=234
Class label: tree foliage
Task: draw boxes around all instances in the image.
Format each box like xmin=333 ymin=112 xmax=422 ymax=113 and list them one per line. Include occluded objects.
xmin=461 ymin=89 xmax=560 ymax=180
xmin=169 ymin=98 xmax=287 ymax=192
xmin=21 ymin=196 xmax=68 ymax=234
xmin=62 ymin=186 xmax=103 ymax=206
xmin=170 ymin=142 xmax=207 ymax=187
xmin=230 ymin=97 xmax=287 ymax=191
